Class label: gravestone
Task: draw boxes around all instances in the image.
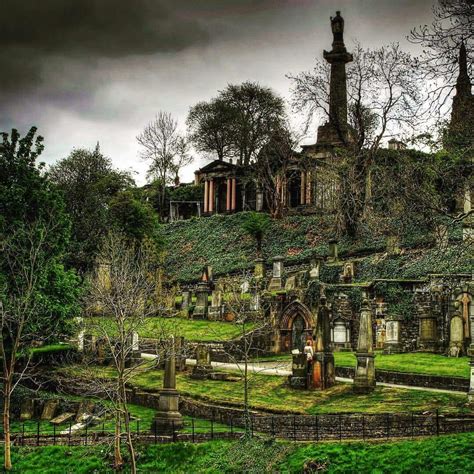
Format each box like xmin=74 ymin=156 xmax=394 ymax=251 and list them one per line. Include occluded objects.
xmin=289 ymin=352 xmax=307 ymax=389
xmin=383 ymin=318 xmax=402 ymax=354
xmin=449 ymin=313 xmax=464 ymax=357
xmin=328 ymin=239 xmax=338 ymax=262
xmin=254 ymin=258 xmax=265 ymax=279
xmin=309 ymin=257 xmax=322 ymax=280
xmin=191 ymin=344 xmax=213 ymax=379
xmin=50 ymin=412 xmax=76 ymax=425
xmin=181 ymin=289 xmax=191 ymax=310
xmin=285 ymin=275 xmax=297 ymax=291
xmin=268 ymin=256 xmax=285 ymax=291
xmin=20 ymin=399 xmax=35 ymax=421
xmin=353 ymin=297 xmax=376 ymax=394
xmin=41 ymin=400 xmax=59 ymax=421
xmin=193 ymin=281 xmax=210 ymax=319
xmin=76 ymin=401 xmax=95 ymax=422
xmin=208 ymin=289 xmax=222 ymax=320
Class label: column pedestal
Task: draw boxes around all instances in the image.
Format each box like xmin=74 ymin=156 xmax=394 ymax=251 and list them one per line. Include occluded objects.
xmin=151 ymin=389 xmax=183 ymax=434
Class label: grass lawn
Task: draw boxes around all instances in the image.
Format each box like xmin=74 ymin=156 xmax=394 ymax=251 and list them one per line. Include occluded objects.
xmin=256 ymin=351 xmax=471 ymax=379
xmin=85 ymin=316 xmax=254 ymax=342
xmin=60 ymin=364 xmax=469 ymax=415
xmin=2 ymin=433 xmax=474 ymax=473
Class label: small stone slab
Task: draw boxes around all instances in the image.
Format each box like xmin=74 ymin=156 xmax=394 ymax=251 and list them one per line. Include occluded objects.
xmin=50 ymin=412 xmax=75 ymax=425
xmin=41 ymin=400 xmax=59 ymax=421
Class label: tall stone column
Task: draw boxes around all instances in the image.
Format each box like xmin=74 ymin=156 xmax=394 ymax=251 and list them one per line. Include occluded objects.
xmin=353 ymin=297 xmax=376 ymax=394
xmin=152 ymin=337 xmax=183 ymax=433
xmin=312 ymin=296 xmax=335 ymax=390
xmin=204 ymin=180 xmax=209 ymax=213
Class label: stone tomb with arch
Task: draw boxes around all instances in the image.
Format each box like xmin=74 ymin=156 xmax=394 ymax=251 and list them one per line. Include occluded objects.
xmin=278 ymin=301 xmax=315 ymax=352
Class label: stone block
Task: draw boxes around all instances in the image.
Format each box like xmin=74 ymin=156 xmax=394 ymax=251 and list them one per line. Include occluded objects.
xmin=50 ymin=412 xmax=76 ymax=425
xmin=20 ymin=399 xmax=35 ymax=421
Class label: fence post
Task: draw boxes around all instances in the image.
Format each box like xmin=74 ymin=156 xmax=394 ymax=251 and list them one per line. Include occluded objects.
xmin=293 ymin=416 xmax=297 ymax=441
xmin=68 ymin=419 xmax=72 ymax=446
xmin=36 ymin=420 xmax=40 ymax=446
xmin=436 ymin=409 xmax=439 ymax=436
xmin=411 ymin=413 xmax=414 ymax=438
xmin=339 ymin=415 xmax=342 ymax=441
xmin=137 ymin=419 xmax=140 ymax=436
xmin=53 ymin=424 xmax=56 ymax=445
xmin=154 ymin=420 xmax=157 ymax=445
xmin=85 ymin=423 xmax=88 ymax=445
xmin=386 ymin=414 xmax=390 ymax=440
xmin=192 ymin=418 xmax=195 ymax=443
xmin=250 ymin=415 xmax=254 ymax=438
xmin=172 ymin=420 xmax=176 ymax=442
xmin=271 ymin=416 xmax=275 ymax=438
xmin=362 ymin=415 xmax=365 ymax=441
xmin=22 ymin=423 xmax=25 ymax=446
xmin=211 ymin=416 xmax=214 ymax=440
xmin=230 ymin=416 xmax=233 ymax=435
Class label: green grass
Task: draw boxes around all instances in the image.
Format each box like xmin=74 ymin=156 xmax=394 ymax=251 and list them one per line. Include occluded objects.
xmin=60 ymin=364 xmax=468 ymax=415
xmin=86 ymin=316 xmax=254 ymax=342
xmin=256 ymin=351 xmax=471 ymax=379
xmin=2 ymin=434 xmax=474 ymax=473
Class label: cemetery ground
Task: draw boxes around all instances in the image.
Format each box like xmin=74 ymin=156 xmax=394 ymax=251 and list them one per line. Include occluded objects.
xmin=256 ymin=351 xmax=471 ymax=378
xmin=1 ymin=433 xmax=474 ymax=473
xmin=57 ymin=362 xmax=469 ymax=415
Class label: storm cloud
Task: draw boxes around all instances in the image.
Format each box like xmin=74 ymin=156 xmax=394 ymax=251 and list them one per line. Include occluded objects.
xmin=0 ymin=0 xmax=436 ymax=182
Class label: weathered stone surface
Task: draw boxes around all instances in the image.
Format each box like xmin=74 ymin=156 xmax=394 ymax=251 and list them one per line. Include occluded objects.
xmin=50 ymin=412 xmax=75 ymax=425
xmin=20 ymin=399 xmax=35 ymax=421
xmin=75 ymin=401 xmax=95 ymax=422
xmin=41 ymin=400 xmax=59 ymax=421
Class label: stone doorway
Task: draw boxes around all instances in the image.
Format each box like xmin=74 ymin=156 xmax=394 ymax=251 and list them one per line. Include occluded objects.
xmin=279 ymin=301 xmax=315 ymax=352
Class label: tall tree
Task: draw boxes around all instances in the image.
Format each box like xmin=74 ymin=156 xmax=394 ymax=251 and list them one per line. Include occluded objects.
xmin=137 ymin=112 xmax=192 ymax=216
xmin=49 ymin=145 xmax=133 ymax=273
xmin=0 ymin=128 xmax=80 ymax=471
xmin=187 ymin=97 xmax=234 ymax=161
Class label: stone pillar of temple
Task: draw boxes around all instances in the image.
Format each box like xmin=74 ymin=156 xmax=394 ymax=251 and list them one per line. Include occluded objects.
xmin=204 ymin=180 xmax=209 ymax=213
xmin=316 ymin=11 xmax=353 ymax=146
xmin=231 ymin=177 xmax=237 ymax=211
xmin=312 ymin=296 xmax=335 ymax=390
xmin=152 ymin=337 xmax=183 ymax=433
xmin=208 ymin=179 xmax=214 ymax=213
xmin=226 ymin=178 xmax=231 ymax=211
xmin=353 ymin=297 xmax=376 ymax=394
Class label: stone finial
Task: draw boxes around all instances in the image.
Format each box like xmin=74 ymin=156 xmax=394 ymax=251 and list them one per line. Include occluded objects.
xmin=330 ymin=11 xmax=344 ymax=44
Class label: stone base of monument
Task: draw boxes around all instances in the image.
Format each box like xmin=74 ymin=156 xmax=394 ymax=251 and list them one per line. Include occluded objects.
xmin=268 ymin=277 xmax=282 ymax=292
xmin=289 ymin=376 xmax=306 ymax=389
xmin=383 ymin=341 xmax=402 ymax=354
xmin=312 ymin=352 xmax=336 ymax=390
xmin=190 ymin=365 xmax=213 ymax=380
xmin=151 ymin=389 xmax=183 ymax=434
xmin=353 ymin=353 xmax=376 ymax=394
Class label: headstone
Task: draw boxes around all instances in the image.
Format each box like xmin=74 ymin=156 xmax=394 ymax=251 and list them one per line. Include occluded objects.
xmin=285 ymin=275 xmax=297 ymax=291
xmin=328 ymin=240 xmax=338 ymax=262
xmin=76 ymin=401 xmax=95 ymax=422
xmin=151 ymin=337 xmax=184 ymax=433
xmin=383 ymin=318 xmax=402 ymax=354
xmin=20 ymin=399 xmax=35 ymax=421
xmin=240 ymin=280 xmax=250 ymax=294
xmin=191 ymin=344 xmax=213 ymax=379
xmin=193 ymin=281 xmax=210 ymax=319
xmin=41 ymin=400 xmax=59 ymax=421
xmin=386 ymin=235 xmax=401 ymax=255
xmin=268 ymin=256 xmax=285 ymax=291
xmin=469 ymin=358 xmax=474 ymax=404
xmin=50 ymin=412 xmax=76 ymax=425
xmin=353 ymin=297 xmax=376 ymax=394
xmin=289 ymin=352 xmax=307 ymax=389
xmin=181 ymin=289 xmax=191 ymax=310
xmin=449 ymin=313 xmax=464 ymax=356
xmin=254 ymin=258 xmax=265 ymax=279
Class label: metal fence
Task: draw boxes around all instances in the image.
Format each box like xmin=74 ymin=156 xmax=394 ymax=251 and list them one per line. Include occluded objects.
xmin=2 ymin=411 xmax=474 ymax=447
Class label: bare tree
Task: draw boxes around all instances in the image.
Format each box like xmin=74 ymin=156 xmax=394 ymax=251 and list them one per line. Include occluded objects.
xmin=84 ymin=232 xmax=158 ymax=473
xmin=289 ymin=43 xmax=424 ymax=236
xmin=137 ymin=112 xmax=191 ymax=215
xmin=409 ymin=0 xmax=473 ymax=116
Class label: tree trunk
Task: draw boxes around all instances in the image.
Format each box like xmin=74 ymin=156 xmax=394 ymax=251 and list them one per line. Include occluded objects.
xmin=114 ymin=410 xmax=123 ymax=470
xmin=119 ymin=377 xmax=136 ymax=474
xmin=3 ymin=373 xmax=12 ymax=471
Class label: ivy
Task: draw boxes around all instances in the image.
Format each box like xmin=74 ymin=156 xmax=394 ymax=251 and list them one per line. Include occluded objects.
xmin=373 ymin=281 xmax=415 ymax=320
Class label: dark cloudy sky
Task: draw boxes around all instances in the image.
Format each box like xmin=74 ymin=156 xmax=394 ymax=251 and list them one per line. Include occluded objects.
xmin=1 ymin=0 xmax=436 ymax=183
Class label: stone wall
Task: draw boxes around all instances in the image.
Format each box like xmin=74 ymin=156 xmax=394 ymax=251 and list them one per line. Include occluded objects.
xmin=335 ymin=366 xmax=469 ymax=392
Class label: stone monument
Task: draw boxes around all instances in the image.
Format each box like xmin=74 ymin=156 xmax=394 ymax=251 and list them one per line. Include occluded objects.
xmin=191 ymin=344 xmax=213 ymax=380
xmin=268 ymin=256 xmax=285 ymax=291
xmin=312 ymin=296 xmax=335 ymax=390
xmin=193 ymin=281 xmax=210 ymax=319
xmin=152 ymin=337 xmax=183 ymax=433
xmin=353 ymin=297 xmax=376 ymax=394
